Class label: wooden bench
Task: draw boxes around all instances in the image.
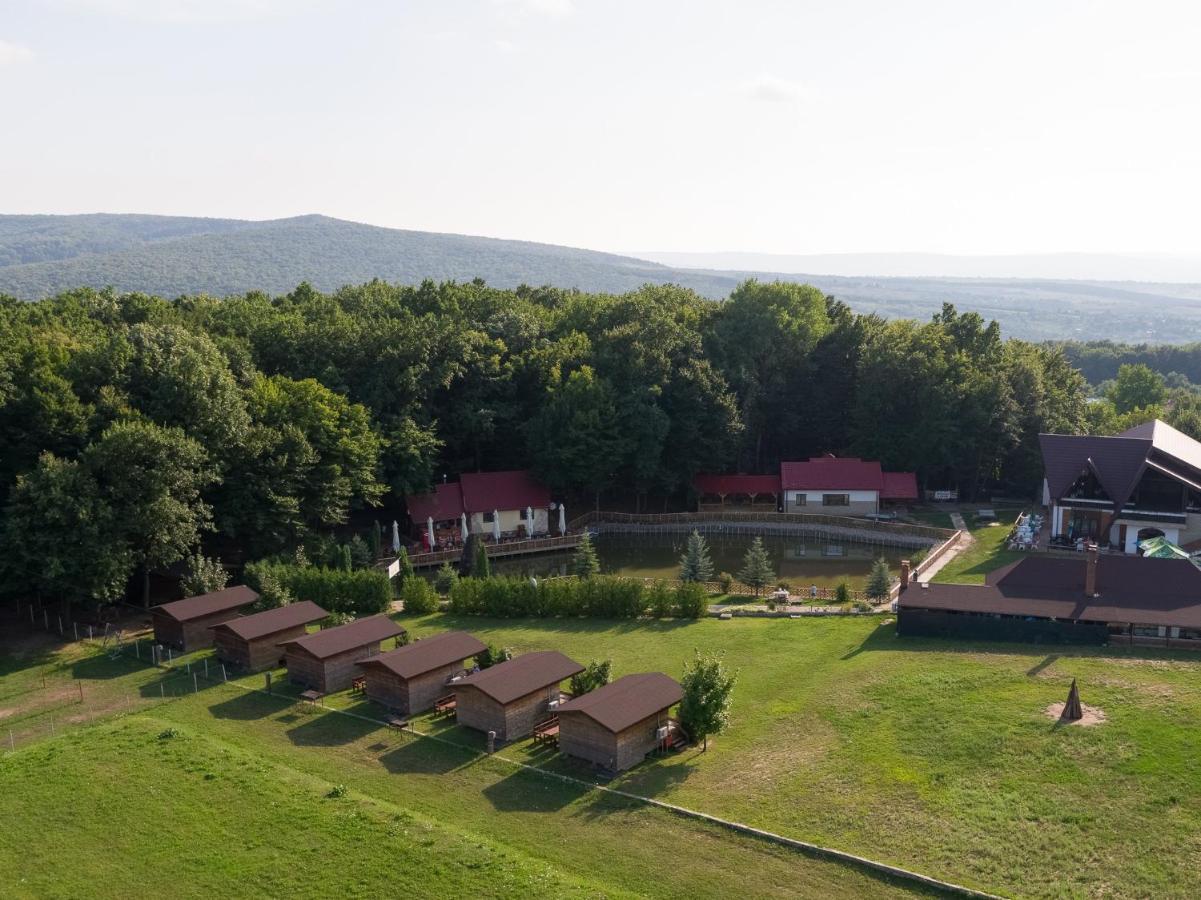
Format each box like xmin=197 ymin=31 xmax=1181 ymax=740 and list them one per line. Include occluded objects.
xmin=351 ymin=676 xmax=366 ymax=694
xmin=532 ymin=716 xmax=560 ymax=747
xmin=299 ymin=689 xmax=324 ymax=705
xmin=433 ymin=694 xmax=457 ymax=718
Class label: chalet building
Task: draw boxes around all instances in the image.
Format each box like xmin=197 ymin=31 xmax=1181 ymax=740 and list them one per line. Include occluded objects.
xmin=694 ymin=457 xmax=917 ymax=518
xmin=151 ymin=585 xmax=259 ymax=652
xmin=406 ymin=470 xmax=553 ymax=541
xmin=209 ymin=601 xmax=328 ymax=673
xmin=557 ymin=673 xmax=683 ymax=772
xmin=454 ymin=650 xmax=583 ymax=742
xmin=280 ymin=615 xmax=405 ymax=694
xmin=1042 ymin=419 xmax=1201 ymax=553
xmin=897 ymin=550 xmax=1201 ymax=648
xmin=357 ymin=630 xmax=487 ymax=715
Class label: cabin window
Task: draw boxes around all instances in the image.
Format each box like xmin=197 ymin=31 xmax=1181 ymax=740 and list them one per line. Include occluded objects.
xmin=482 ymin=511 xmax=495 ymax=524
xmin=793 ymin=493 xmax=807 ymax=506
xmin=822 ymin=494 xmax=850 ymax=507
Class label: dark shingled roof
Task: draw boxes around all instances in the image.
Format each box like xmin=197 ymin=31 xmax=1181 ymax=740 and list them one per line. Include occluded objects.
xmin=209 ymin=601 xmax=328 ymax=642
xmin=153 ymin=585 xmax=259 ymax=623
xmin=557 ymin=672 xmax=683 ymax=733
xmin=900 ymin=554 xmax=1201 ymax=628
xmin=455 ymin=650 xmax=583 ymax=705
xmin=279 ymin=615 xmax=404 ymax=660
xmin=358 ymin=631 xmax=487 ymax=680
xmin=1038 ymin=432 xmax=1150 ymax=510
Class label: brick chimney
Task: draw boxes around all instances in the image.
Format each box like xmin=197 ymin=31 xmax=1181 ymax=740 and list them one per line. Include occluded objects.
xmin=900 ymin=559 xmax=911 ymax=590
xmin=1085 ymin=544 xmax=1099 ymax=597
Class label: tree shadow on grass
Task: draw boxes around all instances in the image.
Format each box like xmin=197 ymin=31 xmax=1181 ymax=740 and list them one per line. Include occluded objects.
xmin=206 ymin=690 xmax=294 ymax=720
xmin=380 ymin=734 xmax=475 ymax=776
xmin=70 ymin=652 xmax=145 ymax=682
xmin=286 ymin=709 xmax=381 ymax=747
xmin=482 ymin=765 xmax=591 ymax=813
xmin=431 ymin=614 xmax=701 ymax=639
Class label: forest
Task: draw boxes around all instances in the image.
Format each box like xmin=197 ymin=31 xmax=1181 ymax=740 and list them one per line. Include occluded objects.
xmin=0 ymin=278 xmax=1092 ymax=608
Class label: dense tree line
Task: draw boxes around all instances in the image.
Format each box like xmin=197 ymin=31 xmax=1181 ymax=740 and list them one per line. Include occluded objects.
xmin=1058 ymin=340 xmax=1201 ymax=388
xmin=0 ymin=279 xmax=1088 ymax=609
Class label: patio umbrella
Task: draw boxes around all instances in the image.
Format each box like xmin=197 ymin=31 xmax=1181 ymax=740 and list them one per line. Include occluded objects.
xmin=461 ymin=512 xmax=469 ymax=542
xmin=391 ymin=520 xmax=401 ymax=554
xmin=492 ymin=510 xmax=501 ymax=542
xmin=526 ymin=506 xmax=535 ymax=538
xmin=427 ymin=516 xmax=435 ymax=549
xmin=558 ymin=504 xmax=566 ymax=535
xmin=1139 ymin=535 xmax=1190 ymax=559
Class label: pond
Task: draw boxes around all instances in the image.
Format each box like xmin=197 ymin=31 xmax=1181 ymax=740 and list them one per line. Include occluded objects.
xmin=491 ymin=532 xmax=910 ymax=590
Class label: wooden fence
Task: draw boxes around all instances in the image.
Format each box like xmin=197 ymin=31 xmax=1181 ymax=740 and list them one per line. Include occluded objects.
xmin=406 ymin=533 xmax=583 ymax=569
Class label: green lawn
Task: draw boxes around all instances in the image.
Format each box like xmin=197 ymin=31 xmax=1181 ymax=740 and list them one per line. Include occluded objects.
xmin=931 ymin=517 xmax=1023 ymax=585
xmin=6 ymin=613 xmax=1201 ymax=898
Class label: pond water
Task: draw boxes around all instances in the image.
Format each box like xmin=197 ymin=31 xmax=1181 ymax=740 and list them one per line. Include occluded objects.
xmin=491 ymin=532 xmax=910 ymax=590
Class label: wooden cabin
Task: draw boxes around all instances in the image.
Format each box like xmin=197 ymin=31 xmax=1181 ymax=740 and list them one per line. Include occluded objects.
xmin=210 ymin=601 xmax=328 ymax=673
xmin=557 ymin=672 xmax=683 ymax=772
xmin=280 ymin=615 xmax=405 ymax=694
xmin=151 ymin=585 xmax=259 ymax=651
xmin=357 ymin=630 xmax=487 ymax=715
xmin=454 ymin=651 xmax=583 ymax=742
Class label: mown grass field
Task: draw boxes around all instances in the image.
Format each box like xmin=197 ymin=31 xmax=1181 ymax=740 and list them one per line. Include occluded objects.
xmin=5 ymin=610 xmax=1201 ymax=898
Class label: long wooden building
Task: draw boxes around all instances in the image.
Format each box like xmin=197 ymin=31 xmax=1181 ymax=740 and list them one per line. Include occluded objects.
xmin=557 ymin=672 xmax=683 ymax=772
xmin=210 ymin=601 xmax=328 ymax=672
xmin=454 ymin=651 xmax=583 ymax=742
xmin=280 ymin=615 xmax=405 ymax=694
xmin=357 ymin=630 xmax=487 ymax=715
xmin=151 ymin=585 xmax=259 ymax=652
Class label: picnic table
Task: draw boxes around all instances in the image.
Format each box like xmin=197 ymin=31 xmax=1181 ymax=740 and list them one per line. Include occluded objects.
xmin=300 ymin=689 xmax=324 ymax=705
xmin=351 ymin=676 xmax=366 ymax=694
xmin=433 ymin=694 xmax=457 ymax=718
xmin=532 ymin=716 xmax=560 ymax=747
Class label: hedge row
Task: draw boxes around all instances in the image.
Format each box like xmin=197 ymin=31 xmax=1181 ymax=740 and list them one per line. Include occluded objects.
xmin=244 ymin=561 xmax=391 ymax=617
xmin=447 ymin=576 xmax=708 ymax=619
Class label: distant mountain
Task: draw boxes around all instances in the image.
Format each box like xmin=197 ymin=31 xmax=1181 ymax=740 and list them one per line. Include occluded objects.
xmin=4 ymin=213 xmax=1201 ymax=343
xmin=633 ymin=249 xmax=1201 ymax=283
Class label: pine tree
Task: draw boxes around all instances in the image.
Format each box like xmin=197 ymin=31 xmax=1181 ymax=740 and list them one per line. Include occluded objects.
xmin=737 ymin=536 xmax=774 ymax=596
xmin=396 ymin=545 xmax=415 ymax=581
xmin=472 ymin=540 xmax=491 ymax=578
xmin=678 ymin=530 xmax=714 ymax=582
xmin=865 ymin=557 xmax=892 ymax=601
xmin=573 ymin=532 xmax=600 ymax=578
xmin=434 ymin=561 xmax=459 ymax=595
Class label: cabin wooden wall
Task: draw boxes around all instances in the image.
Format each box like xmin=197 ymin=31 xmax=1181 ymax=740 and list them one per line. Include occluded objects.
xmin=559 ymin=709 xmax=667 ymax=771
xmin=214 ymin=624 xmax=307 ymax=673
xmin=287 ymin=642 xmax=384 ymax=693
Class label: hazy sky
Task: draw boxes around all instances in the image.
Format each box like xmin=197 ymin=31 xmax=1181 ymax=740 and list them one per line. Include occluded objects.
xmin=3 ymin=0 xmax=1201 ymax=255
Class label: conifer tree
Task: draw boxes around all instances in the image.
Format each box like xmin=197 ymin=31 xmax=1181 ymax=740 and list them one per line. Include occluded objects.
xmin=472 ymin=539 xmax=491 ymax=578
xmin=573 ymin=532 xmax=600 ymax=578
xmin=865 ymin=557 xmax=892 ymax=601
xmin=737 ymin=536 xmax=774 ymax=596
xmin=678 ymin=530 xmax=715 ymax=583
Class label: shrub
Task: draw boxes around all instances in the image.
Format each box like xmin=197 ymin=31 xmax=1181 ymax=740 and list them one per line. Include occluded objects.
xmin=324 ymin=611 xmax=355 ymax=627
xmin=476 ymin=643 xmax=512 ymax=669
xmin=251 ymin=570 xmax=294 ymax=612
xmin=180 ymin=552 xmax=228 ymax=597
xmin=327 ymin=784 xmax=348 ymax=798
xmin=570 ymin=659 xmax=612 ymax=696
xmin=673 ymin=581 xmax=708 ymax=619
xmin=447 ymin=574 xmax=656 ymax=619
xmin=433 ymin=562 xmax=459 ymax=595
xmin=647 ymin=580 xmax=673 ymax=618
xmin=834 ymin=581 xmax=851 ymax=604
xmin=245 ymin=561 xmax=391 ymax=617
xmin=471 ymin=540 xmax=491 ymax=578
xmin=157 ymin=727 xmax=181 ymax=740
xmin=347 ymin=535 xmax=373 ymax=570
xmin=401 ymin=576 xmax=437 ymax=614
xmin=396 ymin=545 xmax=415 ymax=582
xmin=716 ymin=572 xmax=734 ymax=593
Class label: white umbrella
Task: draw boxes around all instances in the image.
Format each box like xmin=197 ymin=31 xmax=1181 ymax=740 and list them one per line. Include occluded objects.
xmin=391 ymin=520 xmax=401 ymax=553
xmin=558 ymin=504 xmax=566 ymax=536
xmin=426 ymin=516 xmax=435 ymax=549
xmin=492 ymin=510 xmax=501 ymax=542
xmin=526 ymin=506 xmax=534 ymax=538
xmin=461 ymin=512 xmax=469 ymax=541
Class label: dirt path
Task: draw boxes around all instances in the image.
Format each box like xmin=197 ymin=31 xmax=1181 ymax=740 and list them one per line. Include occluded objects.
xmin=914 ymin=516 xmax=974 ymax=584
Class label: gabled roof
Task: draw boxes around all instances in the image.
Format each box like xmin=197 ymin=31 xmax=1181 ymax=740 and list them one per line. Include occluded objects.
xmin=209 ymin=601 xmax=328 ymax=641
xmin=781 ymin=457 xmax=884 ymax=491
xmin=406 ymin=482 xmax=464 ymax=524
xmin=1039 ymin=432 xmax=1151 ymax=511
xmin=557 ymin=672 xmax=682 ymax=733
xmin=357 ymin=631 xmax=487 ymax=680
xmin=279 ymin=615 xmax=404 ymax=660
xmin=693 ymin=473 xmax=781 ymax=496
xmin=900 ymin=554 xmax=1201 ymax=628
xmin=454 ymin=650 xmax=583 ymax=705
xmin=153 ymin=585 xmax=258 ymax=623
xmin=1121 ymin=419 xmax=1201 ymax=476
xmin=881 ymin=471 xmax=919 ymax=500
xmin=459 ymin=470 xmax=551 ymax=514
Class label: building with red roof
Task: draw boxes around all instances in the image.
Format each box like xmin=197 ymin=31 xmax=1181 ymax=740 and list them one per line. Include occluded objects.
xmin=780 ymin=456 xmax=917 ymax=516
xmin=405 ymin=470 xmax=554 ymax=541
xmin=692 ymin=473 xmax=781 ymax=511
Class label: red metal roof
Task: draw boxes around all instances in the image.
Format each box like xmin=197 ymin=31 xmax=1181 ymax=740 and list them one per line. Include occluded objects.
xmin=459 ymin=470 xmax=551 ymax=514
xmin=780 ymin=457 xmax=883 ymax=491
xmin=881 ymin=471 xmax=919 ymax=500
xmin=406 ymin=482 xmax=463 ymax=523
xmin=693 ymin=473 xmax=781 ymax=496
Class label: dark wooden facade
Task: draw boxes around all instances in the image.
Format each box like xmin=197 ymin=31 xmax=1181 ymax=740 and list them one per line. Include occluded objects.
xmin=456 ymin=683 xmax=561 ymax=742
xmin=361 ymin=661 xmax=461 ymax=715
xmin=150 ymin=586 xmax=259 ymax=652
xmin=559 ymin=709 xmax=667 ymax=771
xmin=213 ymin=623 xmax=303 ymax=672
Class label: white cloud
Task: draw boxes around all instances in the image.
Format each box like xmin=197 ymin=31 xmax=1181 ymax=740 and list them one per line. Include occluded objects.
xmin=0 ymin=40 xmax=34 ymax=66
xmin=494 ymin=38 xmax=518 ymax=53
xmin=742 ymin=72 xmax=811 ymax=104
xmin=491 ymin=0 xmax=574 ymax=18
xmin=59 ymin=0 xmax=321 ymax=25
